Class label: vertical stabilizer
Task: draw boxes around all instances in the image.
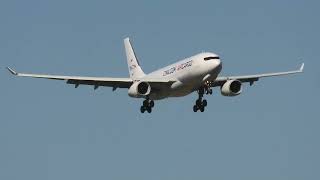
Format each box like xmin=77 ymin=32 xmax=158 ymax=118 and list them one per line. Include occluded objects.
xmin=124 ymin=38 xmax=145 ymax=79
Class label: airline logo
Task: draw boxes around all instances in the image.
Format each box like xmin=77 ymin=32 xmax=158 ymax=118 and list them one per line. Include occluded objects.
xmin=129 ymin=59 xmax=137 ymax=70
xmin=130 ymin=64 xmax=137 ymax=70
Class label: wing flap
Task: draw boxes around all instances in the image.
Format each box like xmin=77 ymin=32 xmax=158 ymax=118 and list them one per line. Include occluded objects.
xmin=66 ymin=79 xmax=132 ymax=88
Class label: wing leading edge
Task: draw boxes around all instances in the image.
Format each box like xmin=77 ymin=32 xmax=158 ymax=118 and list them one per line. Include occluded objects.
xmin=212 ymin=63 xmax=304 ymax=87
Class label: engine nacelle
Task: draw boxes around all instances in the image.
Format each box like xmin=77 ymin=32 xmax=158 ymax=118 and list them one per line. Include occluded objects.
xmin=128 ymin=81 xmax=151 ymax=98
xmin=221 ymin=80 xmax=242 ymax=96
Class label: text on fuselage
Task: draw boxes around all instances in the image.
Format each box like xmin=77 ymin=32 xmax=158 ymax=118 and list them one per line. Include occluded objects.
xmin=163 ymin=60 xmax=193 ymax=76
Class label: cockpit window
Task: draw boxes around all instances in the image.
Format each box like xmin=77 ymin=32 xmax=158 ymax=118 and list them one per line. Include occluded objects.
xmin=204 ymin=56 xmax=220 ymax=61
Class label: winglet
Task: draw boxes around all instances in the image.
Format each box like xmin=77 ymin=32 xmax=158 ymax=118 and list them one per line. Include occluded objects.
xmin=7 ymin=67 xmax=18 ymax=75
xmin=299 ymin=63 xmax=304 ymax=72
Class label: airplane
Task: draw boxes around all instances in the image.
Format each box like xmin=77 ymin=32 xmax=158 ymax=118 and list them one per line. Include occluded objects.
xmin=7 ymin=37 xmax=304 ymax=113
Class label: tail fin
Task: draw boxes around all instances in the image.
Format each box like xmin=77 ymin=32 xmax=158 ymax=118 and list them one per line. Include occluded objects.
xmin=124 ymin=38 xmax=145 ymax=79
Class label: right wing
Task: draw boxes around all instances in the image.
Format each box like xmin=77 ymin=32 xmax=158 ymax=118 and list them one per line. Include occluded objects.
xmin=7 ymin=67 xmax=175 ymax=90
xmin=211 ymin=63 xmax=304 ymax=87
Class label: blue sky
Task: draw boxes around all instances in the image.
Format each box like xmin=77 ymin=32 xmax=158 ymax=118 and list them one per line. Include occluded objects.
xmin=1 ymin=0 xmax=319 ymax=179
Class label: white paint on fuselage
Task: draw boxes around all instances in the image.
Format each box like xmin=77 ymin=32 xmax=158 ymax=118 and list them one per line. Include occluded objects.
xmin=142 ymin=52 xmax=222 ymax=100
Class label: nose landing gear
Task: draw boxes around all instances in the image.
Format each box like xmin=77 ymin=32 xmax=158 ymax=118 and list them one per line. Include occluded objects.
xmin=140 ymin=99 xmax=154 ymax=113
xmin=204 ymin=81 xmax=213 ymax=95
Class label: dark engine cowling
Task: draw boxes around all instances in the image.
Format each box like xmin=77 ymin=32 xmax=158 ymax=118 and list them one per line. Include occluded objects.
xmin=221 ymin=80 xmax=242 ymax=96
xmin=128 ymin=81 xmax=151 ymax=98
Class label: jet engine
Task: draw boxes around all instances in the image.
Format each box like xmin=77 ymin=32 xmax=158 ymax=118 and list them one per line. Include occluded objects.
xmin=221 ymin=80 xmax=242 ymax=96
xmin=128 ymin=81 xmax=151 ymax=98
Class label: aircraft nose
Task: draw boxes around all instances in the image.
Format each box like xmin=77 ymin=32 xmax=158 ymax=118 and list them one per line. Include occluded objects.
xmin=211 ymin=58 xmax=222 ymax=73
xmin=213 ymin=58 xmax=221 ymax=69
xmin=215 ymin=59 xmax=221 ymax=66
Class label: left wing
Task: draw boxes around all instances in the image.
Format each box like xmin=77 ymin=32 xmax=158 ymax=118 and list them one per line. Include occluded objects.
xmin=7 ymin=67 xmax=133 ymax=88
xmin=7 ymin=67 xmax=176 ymax=89
xmin=211 ymin=63 xmax=304 ymax=87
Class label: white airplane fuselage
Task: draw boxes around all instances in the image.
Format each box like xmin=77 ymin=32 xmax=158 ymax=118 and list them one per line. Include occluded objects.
xmin=137 ymin=52 xmax=222 ymax=100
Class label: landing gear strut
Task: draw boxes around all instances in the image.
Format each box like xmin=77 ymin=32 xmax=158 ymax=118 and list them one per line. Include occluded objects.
xmin=140 ymin=99 xmax=154 ymax=113
xmin=193 ymin=85 xmax=212 ymax=112
xmin=204 ymin=81 xmax=213 ymax=95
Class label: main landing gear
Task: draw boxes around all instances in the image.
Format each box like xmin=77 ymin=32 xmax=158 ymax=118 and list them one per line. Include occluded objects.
xmin=140 ymin=99 xmax=154 ymax=113
xmin=193 ymin=85 xmax=212 ymax=112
